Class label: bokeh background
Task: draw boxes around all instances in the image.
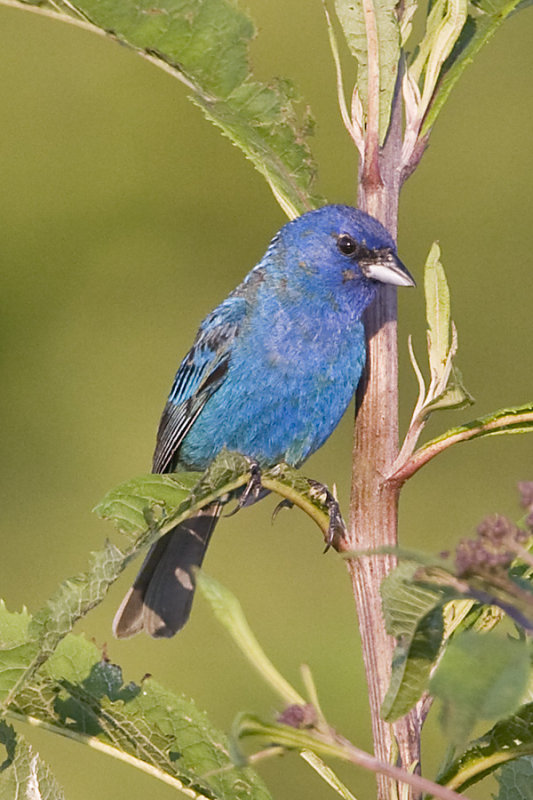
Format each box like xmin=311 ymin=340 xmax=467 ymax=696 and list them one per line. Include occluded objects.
xmin=1 ymin=3 xmax=532 ymax=798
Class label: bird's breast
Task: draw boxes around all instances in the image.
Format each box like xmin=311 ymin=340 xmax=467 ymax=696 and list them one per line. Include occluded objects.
xmin=178 ymin=298 xmax=367 ymax=470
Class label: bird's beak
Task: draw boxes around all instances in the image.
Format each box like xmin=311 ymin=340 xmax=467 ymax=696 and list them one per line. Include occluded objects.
xmin=360 ymin=248 xmax=416 ymax=288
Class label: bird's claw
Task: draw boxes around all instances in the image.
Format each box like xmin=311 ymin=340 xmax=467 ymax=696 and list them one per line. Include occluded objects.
xmin=271 ymin=498 xmax=294 ymax=523
xmin=307 ymin=479 xmax=347 ymax=552
xmin=225 ymin=460 xmax=263 ymax=517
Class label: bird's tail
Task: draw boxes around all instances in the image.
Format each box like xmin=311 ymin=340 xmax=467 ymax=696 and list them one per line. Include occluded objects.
xmin=112 ymin=502 xmax=222 ymax=638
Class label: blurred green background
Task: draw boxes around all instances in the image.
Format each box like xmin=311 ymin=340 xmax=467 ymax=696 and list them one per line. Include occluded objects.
xmin=1 ymin=2 xmax=532 ymax=798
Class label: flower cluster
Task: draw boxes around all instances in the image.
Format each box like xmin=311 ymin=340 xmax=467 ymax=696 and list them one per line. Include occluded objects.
xmin=455 ymin=507 xmax=529 ymax=578
xmin=518 ymin=481 xmax=533 ymax=529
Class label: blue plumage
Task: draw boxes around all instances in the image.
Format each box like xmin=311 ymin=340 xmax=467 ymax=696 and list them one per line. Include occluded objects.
xmin=113 ymin=204 xmax=414 ymax=638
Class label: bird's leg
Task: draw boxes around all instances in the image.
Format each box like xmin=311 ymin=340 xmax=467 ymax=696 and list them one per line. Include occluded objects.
xmin=307 ymin=479 xmax=347 ymax=552
xmin=225 ymin=459 xmax=264 ymax=517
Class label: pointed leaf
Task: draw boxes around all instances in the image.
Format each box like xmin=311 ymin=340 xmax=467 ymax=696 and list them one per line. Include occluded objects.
xmin=196 ymin=571 xmax=304 ymax=706
xmin=424 ymin=242 xmax=451 ymax=384
xmin=3 ymin=452 xmax=345 ymax=704
xmin=0 ymin=603 xmax=37 ymax=703
xmin=423 ymin=368 xmax=475 ymax=413
xmin=438 ymin=704 xmax=533 ymax=792
xmin=382 ymin=607 xmax=443 ymax=720
xmin=380 ymin=561 xmax=455 ymax=719
xmin=19 ymin=0 xmax=321 ymax=216
xmin=196 ymin=573 xmax=358 ymax=800
xmin=334 ymin=0 xmax=401 ymax=142
xmin=8 ymin=629 xmax=271 ymax=800
xmin=423 ymin=0 xmax=527 ymax=133
xmin=418 ymin=403 xmax=533 ymax=455
xmin=94 ymin=472 xmax=200 ymax=536
xmin=410 ymin=0 xmax=468 ymax=119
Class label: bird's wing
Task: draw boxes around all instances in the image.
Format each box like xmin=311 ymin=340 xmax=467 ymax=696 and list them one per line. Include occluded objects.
xmin=152 ymin=295 xmax=246 ymax=473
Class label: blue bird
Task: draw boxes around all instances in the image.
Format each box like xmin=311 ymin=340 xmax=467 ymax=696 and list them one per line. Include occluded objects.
xmin=113 ymin=204 xmax=414 ymax=638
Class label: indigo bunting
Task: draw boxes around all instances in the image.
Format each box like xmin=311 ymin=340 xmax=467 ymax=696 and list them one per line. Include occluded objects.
xmin=113 ymin=204 xmax=414 ymax=638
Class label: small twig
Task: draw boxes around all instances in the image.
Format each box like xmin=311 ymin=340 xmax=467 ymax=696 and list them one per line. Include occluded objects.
xmin=390 ymin=410 xmax=533 ymax=484
xmin=390 ymin=336 xmax=427 ymax=475
xmin=333 ymin=732 xmax=467 ymax=800
xmin=243 ymin=721 xmax=469 ymax=800
xmin=391 ymin=319 xmax=468 ymax=481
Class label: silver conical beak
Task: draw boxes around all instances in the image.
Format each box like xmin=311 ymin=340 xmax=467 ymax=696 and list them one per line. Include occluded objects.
xmin=360 ymin=248 xmax=416 ymax=288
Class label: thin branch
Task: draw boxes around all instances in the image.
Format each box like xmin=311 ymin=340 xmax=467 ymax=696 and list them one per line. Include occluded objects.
xmin=242 ymin=721 xmax=470 ymax=800
xmin=389 ymin=410 xmax=533 ymax=483
xmin=391 ymin=336 xmax=427 ymax=471
xmin=333 ymin=733 xmax=467 ymax=800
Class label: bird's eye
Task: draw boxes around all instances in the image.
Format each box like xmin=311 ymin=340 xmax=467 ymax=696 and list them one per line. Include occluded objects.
xmin=337 ymin=234 xmax=357 ymax=256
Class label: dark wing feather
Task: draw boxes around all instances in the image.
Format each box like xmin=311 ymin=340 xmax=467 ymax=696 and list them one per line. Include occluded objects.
xmin=152 ymin=296 xmax=246 ymax=473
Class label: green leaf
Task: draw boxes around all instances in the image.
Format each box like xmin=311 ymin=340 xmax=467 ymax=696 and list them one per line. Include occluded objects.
xmin=419 ymin=402 xmax=533 ymax=454
xmin=196 ymin=573 xmax=359 ymax=800
xmin=423 ymin=367 xmax=475 ymax=412
xmin=496 ymin=756 xmax=533 ymax=800
xmin=110 ymin=458 xmax=343 ymax=550
xmin=196 ymin=572 xmax=304 ymax=706
xmin=192 ymin=82 xmax=321 ymax=218
xmin=8 ymin=631 xmax=271 ymax=800
xmin=422 ymin=0 xmax=527 ymax=133
xmin=22 ymin=0 xmax=321 ymax=217
xmin=418 ymin=242 xmax=474 ymax=414
xmin=380 ymin=561 xmax=454 ymax=719
xmin=410 ymin=0 xmax=468 ymax=114
xmin=0 ymin=603 xmax=37 ymax=703
xmin=424 ymin=242 xmax=450 ymax=384
xmin=3 ymin=453 xmax=344 ymax=706
xmin=430 ymin=631 xmax=530 ymax=744
xmin=334 ymin=0 xmax=401 ymax=142
xmin=382 ymin=608 xmax=444 ymax=721
xmin=0 ymin=722 xmax=65 ymax=800
xmin=438 ymin=704 xmax=533 ymax=792
xmin=94 ymin=472 xmax=200 ymax=536
xmin=381 ymin=561 xmax=453 ymax=640
xmin=5 ymin=453 xmax=254 ymax=701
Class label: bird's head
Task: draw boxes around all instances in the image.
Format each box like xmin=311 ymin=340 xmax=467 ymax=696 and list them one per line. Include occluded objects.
xmin=276 ymin=205 xmax=415 ymax=313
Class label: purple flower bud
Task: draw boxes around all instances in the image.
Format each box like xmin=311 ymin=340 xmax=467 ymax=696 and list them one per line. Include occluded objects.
xmin=518 ymin=481 xmax=533 ymax=509
xmin=277 ymin=703 xmax=317 ymax=729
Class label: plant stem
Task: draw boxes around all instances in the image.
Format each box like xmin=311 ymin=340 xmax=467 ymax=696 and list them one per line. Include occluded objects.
xmin=345 ymin=88 xmax=423 ymax=800
xmin=390 ymin=409 xmax=533 ymax=484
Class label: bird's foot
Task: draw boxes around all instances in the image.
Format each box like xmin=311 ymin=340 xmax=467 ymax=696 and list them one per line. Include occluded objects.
xmin=307 ymin=479 xmax=347 ymax=552
xmin=271 ymin=498 xmax=294 ymax=522
xmin=225 ymin=459 xmax=264 ymax=517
